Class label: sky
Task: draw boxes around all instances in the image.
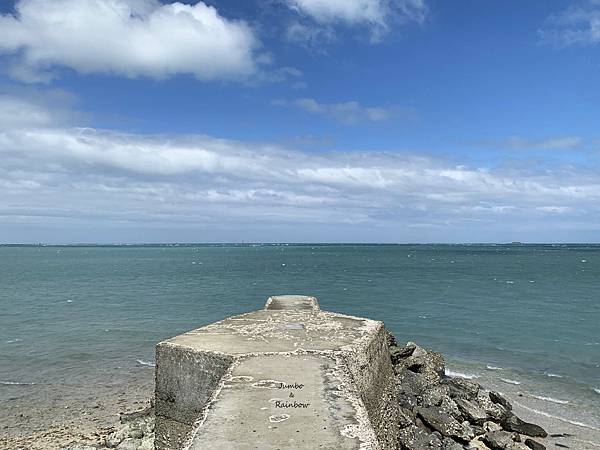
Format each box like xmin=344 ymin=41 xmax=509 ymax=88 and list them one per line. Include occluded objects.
xmin=1 ymin=0 xmax=600 ymax=243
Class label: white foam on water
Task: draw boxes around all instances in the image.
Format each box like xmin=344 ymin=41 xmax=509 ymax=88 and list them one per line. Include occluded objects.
xmin=66 ymin=300 xmax=73 ymax=303
xmin=513 ymin=400 xmax=600 ymax=432
xmin=445 ymin=369 xmax=478 ymax=379
xmin=500 ymin=378 xmax=521 ymax=385
xmin=505 ymin=280 xmax=514 ymax=284
xmin=6 ymin=338 xmax=23 ymax=343
xmin=545 ymin=372 xmax=563 ymax=378
xmin=1 ymin=381 xmax=35 ymax=386
xmin=486 ymin=365 xmax=503 ymax=370
xmin=529 ymin=394 xmax=570 ymax=405
xmin=136 ymin=359 xmax=155 ymax=368
xmin=593 ymin=388 xmax=600 ymax=395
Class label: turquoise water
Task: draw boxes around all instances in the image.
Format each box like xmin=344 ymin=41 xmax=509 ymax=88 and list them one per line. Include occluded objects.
xmin=1 ymin=244 xmax=599 ymax=431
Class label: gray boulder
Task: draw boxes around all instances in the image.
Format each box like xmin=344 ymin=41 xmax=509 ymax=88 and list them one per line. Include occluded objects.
xmin=489 ymin=391 xmax=512 ymax=411
xmin=482 ymin=430 xmax=519 ymax=449
xmin=416 ymin=407 xmax=475 ymax=442
xmin=455 ymin=398 xmax=488 ymax=426
xmin=502 ymin=414 xmax=547 ymax=438
xmin=524 ymin=438 xmax=545 ymax=450
xmin=398 ymin=424 xmax=443 ymax=449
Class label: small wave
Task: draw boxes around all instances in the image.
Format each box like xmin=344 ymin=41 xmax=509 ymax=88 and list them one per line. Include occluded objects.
xmin=500 ymin=378 xmax=521 ymax=385
xmin=513 ymin=400 xmax=600 ymax=432
xmin=593 ymin=388 xmax=600 ymax=395
xmin=136 ymin=359 xmax=155 ymax=368
xmin=505 ymin=281 xmax=514 ymax=284
xmin=1 ymin=381 xmax=35 ymax=386
xmin=445 ymin=369 xmax=478 ymax=379
xmin=545 ymin=373 xmax=563 ymax=378
xmin=486 ymin=365 xmax=503 ymax=370
xmin=529 ymin=394 xmax=569 ymax=405
xmin=6 ymin=338 xmax=23 ymax=344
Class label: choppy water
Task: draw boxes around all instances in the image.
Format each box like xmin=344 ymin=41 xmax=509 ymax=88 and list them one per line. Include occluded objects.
xmin=1 ymin=244 xmax=599 ymax=433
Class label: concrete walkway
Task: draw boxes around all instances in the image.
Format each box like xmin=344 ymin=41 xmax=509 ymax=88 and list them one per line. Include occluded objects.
xmin=155 ymin=296 xmax=398 ymax=450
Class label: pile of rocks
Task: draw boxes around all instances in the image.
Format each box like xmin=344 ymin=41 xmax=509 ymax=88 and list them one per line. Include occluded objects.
xmin=61 ymin=407 xmax=154 ymax=450
xmin=387 ymin=333 xmax=547 ymax=450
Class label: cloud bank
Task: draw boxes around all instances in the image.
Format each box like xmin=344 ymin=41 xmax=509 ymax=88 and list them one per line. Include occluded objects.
xmin=0 ymin=0 xmax=260 ymax=82
xmin=273 ymin=98 xmax=393 ymax=124
xmin=284 ymin=0 xmax=427 ymax=43
xmin=1 ymin=92 xmax=599 ymax=242
xmin=540 ymin=1 xmax=600 ymax=46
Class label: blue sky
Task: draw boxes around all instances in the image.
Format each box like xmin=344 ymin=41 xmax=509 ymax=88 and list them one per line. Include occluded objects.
xmin=1 ymin=0 xmax=600 ymax=243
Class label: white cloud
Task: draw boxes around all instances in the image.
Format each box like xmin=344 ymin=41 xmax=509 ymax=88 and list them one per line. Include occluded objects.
xmin=284 ymin=0 xmax=427 ymax=41
xmin=2 ymin=93 xmax=600 ymax=242
xmin=0 ymin=0 xmax=260 ymax=82
xmin=490 ymin=136 xmax=584 ymax=150
xmin=274 ymin=98 xmax=393 ymax=124
xmin=540 ymin=2 xmax=600 ymax=46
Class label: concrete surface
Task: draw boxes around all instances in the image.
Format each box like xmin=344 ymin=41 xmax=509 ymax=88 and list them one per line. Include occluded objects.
xmin=154 ymin=295 xmax=397 ymax=450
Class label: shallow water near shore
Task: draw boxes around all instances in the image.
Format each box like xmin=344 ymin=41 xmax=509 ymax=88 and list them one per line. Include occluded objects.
xmin=1 ymin=244 xmax=599 ymax=443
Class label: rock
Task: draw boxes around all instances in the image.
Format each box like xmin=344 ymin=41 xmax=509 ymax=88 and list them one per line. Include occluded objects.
xmin=423 ymin=386 xmax=450 ymax=407
xmin=442 ymin=377 xmax=480 ymax=400
xmin=482 ymin=430 xmax=519 ymax=450
xmin=396 ymin=344 xmax=446 ymax=384
xmin=398 ymin=406 xmax=416 ymax=428
xmin=116 ymin=438 xmax=142 ymax=450
xmin=138 ymin=437 xmax=154 ymax=450
xmin=396 ymin=370 xmax=428 ymax=409
xmin=416 ymin=407 xmax=475 ymax=442
xmin=483 ymin=421 xmax=503 ymax=433
xmin=391 ymin=344 xmax=418 ymax=364
xmin=106 ymin=427 xmax=128 ymax=448
xmin=129 ymin=428 xmax=144 ymax=439
xmin=502 ymin=414 xmax=547 ymax=438
xmin=442 ymin=438 xmax=465 ymax=450
xmin=489 ymin=392 xmax=512 ymax=411
xmin=475 ymin=393 xmax=511 ymax=423
xmin=468 ymin=436 xmax=493 ymax=450
xmin=455 ymin=398 xmax=488 ymax=426
xmin=524 ymin=438 xmax=545 ymax=450
xmin=398 ymin=424 xmax=443 ymax=449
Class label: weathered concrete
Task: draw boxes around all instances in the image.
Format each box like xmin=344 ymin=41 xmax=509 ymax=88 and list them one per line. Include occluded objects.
xmin=155 ymin=295 xmax=398 ymax=450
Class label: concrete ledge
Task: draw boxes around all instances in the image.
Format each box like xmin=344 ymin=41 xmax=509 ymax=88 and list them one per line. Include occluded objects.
xmin=154 ymin=296 xmax=398 ymax=449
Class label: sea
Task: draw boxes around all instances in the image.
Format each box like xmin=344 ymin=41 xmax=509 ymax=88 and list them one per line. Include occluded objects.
xmin=1 ymin=244 xmax=599 ymax=437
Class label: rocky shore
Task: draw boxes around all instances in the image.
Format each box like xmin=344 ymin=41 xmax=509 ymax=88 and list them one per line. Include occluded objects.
xmin=3 ymin=334 xmax=593 ymax=450
xmin=387 ymin=333 xmax=550 ymax=450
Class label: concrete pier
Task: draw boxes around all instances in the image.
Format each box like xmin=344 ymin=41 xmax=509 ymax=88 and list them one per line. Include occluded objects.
xmin=155 ymin=295 xmax=399 ymax=449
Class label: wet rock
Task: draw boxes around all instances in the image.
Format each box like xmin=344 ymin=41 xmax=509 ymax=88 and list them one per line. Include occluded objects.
xmin=524 ymin=438 xmax=545 ymax=450
xmin=455 ymin=398 xmax=488 ymax=426
xmin=489 ymin=392 xmax=512 ymax=411
xmin=416 ymin=407 xmax=475 ymax=442
xmin=502 ymin=414 xmax=547 ymax=438
xmin=398 ymin=424 xmax=443 ymax=449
